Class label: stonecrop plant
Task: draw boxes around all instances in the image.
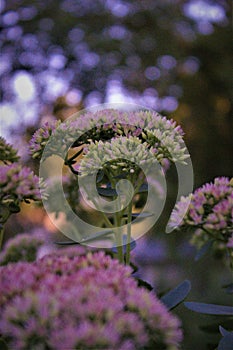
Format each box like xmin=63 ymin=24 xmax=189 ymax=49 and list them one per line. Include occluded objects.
xmin=0 ymin=251 xmax=183 ymax=350
xmin=170 ymin=177 xmax=233 ymax=266
xmin=29 ymin=109 xmax=190 ymax=264
xmin=0 ymin=231 xmax=46 ymax=266
xmin=0 ymin=138 xmax=43 ymax=249
xmin=1 ymin=107 xmax=233 ymax=350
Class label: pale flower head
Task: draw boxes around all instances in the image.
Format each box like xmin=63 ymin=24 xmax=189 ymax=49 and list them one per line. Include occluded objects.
xmin=30 ymin=109 xmax=189 ymax=166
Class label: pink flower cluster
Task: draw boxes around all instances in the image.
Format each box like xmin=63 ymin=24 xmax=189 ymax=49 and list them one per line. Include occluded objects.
xmin=0 ymin=232 xmax=46 ymax=266
xmin=170 ymin=177 xmax=232 ymax=233
xmin=0 ymin=163 xmax=42 ymax=204
xmin=29 ymin=119 xmax=61 ymax=160
xmin=0 ymin=251 xmax=183 ymax=350
xmin=170 ymin=177 xmax=233 ymax=260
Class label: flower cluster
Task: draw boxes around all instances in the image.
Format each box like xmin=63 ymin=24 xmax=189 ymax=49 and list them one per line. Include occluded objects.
xmin=0 ymin=232 xmax=46 ymax=266
xmin=29 ymin=119 xmax=61 ymax=160
xmin=29 ymin=109 xmax=189 ymax=165
xmin=67 ymin=109 xmax=186 ymax=163
xmin=0 ymin=163 xmax=42 ymax=203
xmin=0 ymin=137 xmax=19 ymax=163
xmin=170 ymin=177 xmax=233 ymax=260
xmin=79 ymin=136 xmax=158 ymax=177
xmin=0 ymin=163 xmax=43 ymax=224
xmin=0 ymin=251 xmax=183 ymax=350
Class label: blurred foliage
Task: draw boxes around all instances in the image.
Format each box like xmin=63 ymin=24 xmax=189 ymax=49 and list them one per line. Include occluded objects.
xmin=0 ymin=0 xmax=232 ymax=183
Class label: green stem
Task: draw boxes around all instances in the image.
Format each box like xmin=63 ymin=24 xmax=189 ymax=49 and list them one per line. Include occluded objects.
xmin=114 ymin=211 xmax=124 ymax=263
xmin=113 ymin=171 xmax=143 ymax=264
xmin=109 ymin=171 xmax=124 ymax=264
xmin=202 ymin=227 xmax=226 ymax=242
xmin=134 ymin=173 xmax=146 ymax=195
xmin=82 ymin=183 xmax=113 ymax=229
xmin=0 ymin=226 xmax=5 ymax=251
xmin=202 ymin=228 xmax=232 ymax=271
xmin=125 ymin=199 xmax=133 ymax=265
xmin=124 ymin=172 xmax=143 ymax=265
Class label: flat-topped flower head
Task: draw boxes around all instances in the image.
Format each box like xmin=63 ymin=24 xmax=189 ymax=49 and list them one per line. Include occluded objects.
xmin=0 ymin=137 xmax=19 ymax=163
xmin=71 ymin=109 xmax=188 ymax=164
xmin=0 ymin=251 xmax=183 ymax=350
xmin=169 ymin=177 xmax=233 ymax=262
xmin=29 ymin=109 xmax=189 ymax=165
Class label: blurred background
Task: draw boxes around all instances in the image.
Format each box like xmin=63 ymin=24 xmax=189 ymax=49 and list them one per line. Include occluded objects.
xmin=0 ymin=1 xmax=232 ymax=349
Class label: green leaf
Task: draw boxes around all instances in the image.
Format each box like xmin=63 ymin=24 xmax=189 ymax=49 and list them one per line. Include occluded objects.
xmin=55 ymin=241 xmax=79 ymax=245
xmin=218 ymin=333 xmax=233 ymax=350
xmin=219 ymin=326 xmax=232 ymax=337
xmin=184 ymin=302 xmax=233 ymax=316
xmin=97 ymin=187 xmax=117 ymax=197
xmin=121 ymin=212 xmax=153 ymax=219
xmin=161 ymin=280 xmax=191 ymax=310
xmin=131 ymin=212 xmax=154 ymax=220
xmin=130 ymin=261 xmax=138 ymax=273
xmin=136 ymin=278 xmax=153 ymax=291
xmin=195 ymin=240 xmax=213 ymax=261
xmin=132 ymin=212 xmax=154 ymax=219
xmin=80 ymin=229 xmax=113 ymax=243
xmin=55 ymin=229 xmax=113 ymax=245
